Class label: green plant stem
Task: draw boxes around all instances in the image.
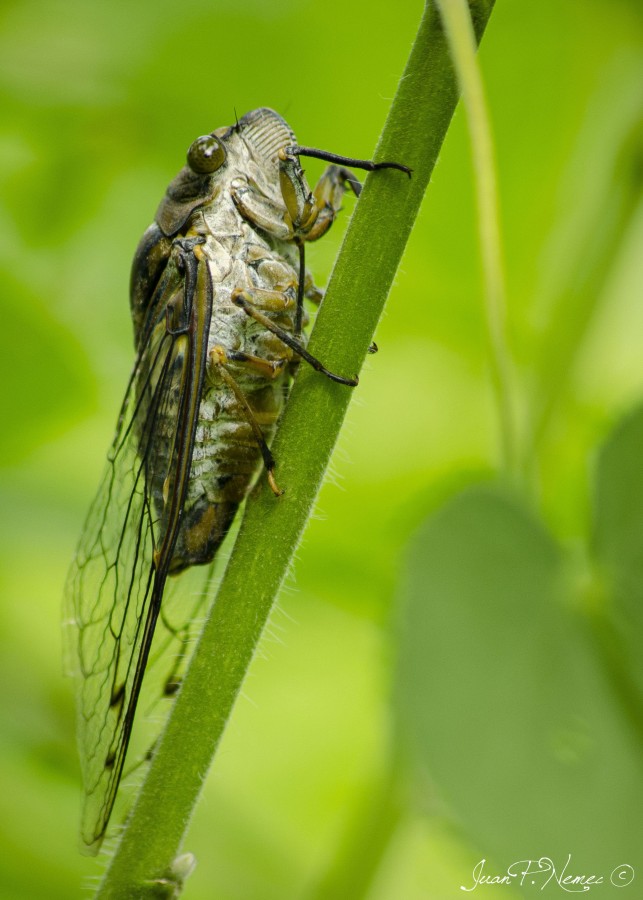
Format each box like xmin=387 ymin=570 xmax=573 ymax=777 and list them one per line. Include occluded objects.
xmin=435 ymin=0 xmax=517 ymax=476
xmin=97 ymin=2 xmax=495 ymax=896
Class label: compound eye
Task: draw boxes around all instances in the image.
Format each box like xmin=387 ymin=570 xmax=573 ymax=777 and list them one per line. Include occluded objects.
xmin=187 ymin=135 xmax=226 ymax=174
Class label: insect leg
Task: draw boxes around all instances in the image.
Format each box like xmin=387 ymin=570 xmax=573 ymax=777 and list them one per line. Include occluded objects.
xmin=278 ymin=146 xmax=410 ymax=246
xmin=304 ymin=270 xmax=323 ymax=306
xmin=224 ymin=350 xmax=288 ymax=380
xmin=230 ymin=182 xmax=292 ymax=240
xmin=285 ymin=145 xmax=412 ymax=178
xmin=303 ymin=166 xmax=364 ymax=242
xmin=231 ymin=288 xmax=359 ymax=387
xmin=208 ymin=345 xmax=284 ymax=496
xmin=232 ymin=284 xmax=297 ymax=312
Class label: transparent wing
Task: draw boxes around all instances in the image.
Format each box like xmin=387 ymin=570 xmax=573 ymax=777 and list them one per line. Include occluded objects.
xmin=63 ymin=245 xmax=213 ymax=854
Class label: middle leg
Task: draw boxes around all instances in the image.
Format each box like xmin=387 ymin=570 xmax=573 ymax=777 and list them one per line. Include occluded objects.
xmin=231 ymin=287 xmax=359 ymax=387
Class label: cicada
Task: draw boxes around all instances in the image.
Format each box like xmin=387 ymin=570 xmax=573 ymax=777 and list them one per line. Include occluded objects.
xmin=64 ymin=107 xmax=409 ymax=854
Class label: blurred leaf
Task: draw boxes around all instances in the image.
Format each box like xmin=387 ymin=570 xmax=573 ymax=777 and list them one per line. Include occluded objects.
xmin=529 ymin=90 xmax=643 ymax=452
xmin=592 ymin=402 xmax=643 ymax=725
xmin=395 ymin=485 xmax=643 ymax=877
xmin=594 ymin=402 xmax=643 ymax=608
xmin=0 ymin=270 xmax=95 ymax=464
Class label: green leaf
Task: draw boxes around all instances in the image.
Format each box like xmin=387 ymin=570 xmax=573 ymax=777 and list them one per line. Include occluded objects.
xmin=395 ymin=485 xmax=643 ymax=874
xmin=594 ymin=402 xmax=643 ymax=607
xmin=592 ymin=402 xmax=643 ymax=726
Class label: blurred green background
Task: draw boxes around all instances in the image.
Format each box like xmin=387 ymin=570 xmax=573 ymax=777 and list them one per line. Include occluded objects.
xmin=1 ymin=0 xmax=642 ymax=897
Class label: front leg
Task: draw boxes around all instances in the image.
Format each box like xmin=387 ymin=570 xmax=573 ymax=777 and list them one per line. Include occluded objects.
xmin=278 ymin=154 xmax=361 ymax=245
xmin=230 ymin=179 xmax=292 ymax=241
xmin=276 ymin=146 xmax=409 ymax=334
xmin=278 ymin=144 xmax=410 ymax=244
xmin=306 ymin=165 xmax=363 ymax=242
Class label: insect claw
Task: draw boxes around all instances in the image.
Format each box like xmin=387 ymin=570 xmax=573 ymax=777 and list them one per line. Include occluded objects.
xmin=374 ymin=161 xmax=412 ymax=177
xmin=267 ymin=469 xmax=284 ymax=497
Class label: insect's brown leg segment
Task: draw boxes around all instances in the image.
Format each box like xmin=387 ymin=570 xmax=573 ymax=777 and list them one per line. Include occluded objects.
xmin=231 ymin=184 xmax=292 ymax=241
xmin=277 ymin=146 xmax=411 ymax=246
xmin=278 ymin=153 xmax=359 ymax=245
xmin=231 ymin=288 xmax=359 ymax=387
xmin=301 ymin=166 xmax=362 ymax=242
xmin=208 ymin=345 xmax=284 ymax=496
xmin=224 ymin=349 xmax=288 ymax=380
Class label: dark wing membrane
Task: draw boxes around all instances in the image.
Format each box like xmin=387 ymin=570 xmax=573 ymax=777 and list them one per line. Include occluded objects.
xmin=63 ymin=247 xmax=212 ymax=855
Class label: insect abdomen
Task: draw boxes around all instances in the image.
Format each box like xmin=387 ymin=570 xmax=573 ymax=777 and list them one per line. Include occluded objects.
xmin=167 ymin=376 xmax=285 ymax=574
